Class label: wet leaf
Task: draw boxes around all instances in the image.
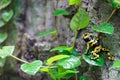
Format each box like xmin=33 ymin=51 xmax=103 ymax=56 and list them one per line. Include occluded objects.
xmin=21 ymin=60 xmax=42 ymax=75
xmin=70 ymin=8 xmax=90 ymax=30
xmin=57 ymin=56 xmax=81 ymax=69
xmin=92 ymin=22 xmax=114 ymax=34
xmin=53 ymin=9 xmax=69 ymax=16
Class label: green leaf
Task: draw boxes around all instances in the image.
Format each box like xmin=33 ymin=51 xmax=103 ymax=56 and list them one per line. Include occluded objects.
xmin=47 ymin=55 xmax=70 ymax=65
xmin=0 ymin=33 xmax=8 ymax=44
xmin=2 ymin=9 xmax=14 ymax=22
xmin=70 ymin=8 xmax=90 ymax=30
xmin=110 ymin=0 xmax=120 ymax=8
xmin=0 ymin=20 xmax=5 ymax=27
xmin=21 ymin=60 xmax=43 ymax=75
xmin=69 ymin=0 xmax=82 ymax=5
xmin=80 ymin=76 xmax=88 ymax=80
xmin=112 ymin=60 xmax=120 ymax=68
xmin=0 ymin=0 xmax=11 ymax=10
xmin=38 ymin=29 xmax=57 ymax=38
xmin=53 ymin=9 xmax=69 ymax=16
xmin=0 ymin=58 xmax=6 ymax=67
xmin=92 ymin=22 xmax=114 ymax=34
xmin=0 ymin=46 xmax=15 ymax=58
xmin=57 ymin=56 xmax=81 ymax=69
xmin=50 ymin=46 xmax=73 ymax=52
xmin=55 ymin=70 xmax=79 ymax=78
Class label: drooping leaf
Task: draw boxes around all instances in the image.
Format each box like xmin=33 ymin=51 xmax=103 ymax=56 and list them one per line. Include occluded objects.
xmin=70 ymin=8 xmax=90 ymax=30
xmin=55 ymin=70 xmax=79 ymax=79
xmin=69 ymin=0 xmax=82 ymax=5
xmin=0 ymin=46 xmax=15 ymax=58
xmin=21 ymin=60 xmax=43 ymax=75
xmin=38 ymin=29 xmax=57 ymax=38
xmin=2 ymin=9 xmax=14 ymax=22
xmin=57 ymin=56 xmax=81 ymax=69
xmin=0 ymin=33 xmax=8 ymax=44
xmin=92 ymin=22 xmax=114 ymax=34
xmin=50 ymin=46 xmax=73 ymax=52
xmin=47 ymin=55 xmax=70 ymax=65
xmin=0 ymin=0 xmax=11 ymax=10
xmin=112 ymin=60 xmax=120 ymax=68
xmin=53 ymin=9 xmax=69 ymax=16
xmin=0 ymin=20 xmax=5 ymax=27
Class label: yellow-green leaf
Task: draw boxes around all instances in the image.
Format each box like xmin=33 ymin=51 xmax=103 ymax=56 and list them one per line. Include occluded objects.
xmin=69 ymin=0 xmax=82 ymax=5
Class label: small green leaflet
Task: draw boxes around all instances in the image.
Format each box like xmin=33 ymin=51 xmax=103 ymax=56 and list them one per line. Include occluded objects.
xmin=53 ymin=9 xmax=69 ymax=16
xmin=111 ymin=0 xmax=120 ymax=8
xmin=0 ymin=46 xmax=15 ymax=59
xmin=112 ymin=60 xmax=120 ymax=68
xmin=21 ymin=60 xmax=43 ymax=75
xmin=0 ymin=58 xmax=6 ymax=67
xmin=92 ymin=22 xmax=114 ymax=34
xmin=0 ymin=0 xmax=11 ymax=10
xmin=0 ymin=33 xmax=8 ymax=44
xmin=80 ymin=76 xmax=88 ymax=80
xmin=38 ymin=29 xmax=57 ymax=38
xmin=2 ymin=9 xmax=14 ymax=22
xmin=57 ymin=56 xmax=81 ymax=69
xmin=46 ymin=54 xmax=70 ymax=65
xmin=70 ymin=8 xmax=90 ymax=30
xmin=69 ymin=0 xmax=82 ymax=5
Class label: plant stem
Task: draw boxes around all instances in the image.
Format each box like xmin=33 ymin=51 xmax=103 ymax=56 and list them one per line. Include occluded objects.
xmin=75 ymin=73 xmax=78 ymax=80
xmin=72 ymin=30 xmax=78 ymax=49
xmin=10 ymin=55 xmax=28 ymax=63
xmin=106 ymin=8 xmax=117 ymax=22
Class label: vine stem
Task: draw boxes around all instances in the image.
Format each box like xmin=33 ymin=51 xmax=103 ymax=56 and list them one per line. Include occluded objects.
xmin=10 ymin=55 xmax=28 ymax=63
xmin=72 ymin=30 xmax=78 ymax=49
xmin=106 ymin=8 xmax=117 ymax=22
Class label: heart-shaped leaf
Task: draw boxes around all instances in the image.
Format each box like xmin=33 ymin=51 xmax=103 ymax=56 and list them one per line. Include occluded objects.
xmin=38 ymin=29 xmax=57 ymax=38
xmin=21 ymin=60 xmax=43 ymax=75
xmin=47 ymin=55 xmax=70 ymax=65
xmin=2 ymin=9 xmax=14 ymax=22
xmin=0 ymin=33 xmax=7 ymax=44
xmin=0 ymin=46 xmax=15 ymax=58
xmin=69 ymin=0 xmax=82 ymax=5
xmin=50 ymin=46 xmax=73 ymax=52
xmin=0 ymin=0 xmax=11 ymax=10
xmin=53 ymin=9 xmax=69 ymax=16
xmin=112 ymin=60 xmax=120 ymax=68
xmin=70 ymin=8 xmax=90 ymax=30
xmin=57 ymin=56 xmax=81 ymax=69
xmin=92 ymin=22 xmax=114 ymax=34
xmin=0 ymin=20 xmax=5 ymax=27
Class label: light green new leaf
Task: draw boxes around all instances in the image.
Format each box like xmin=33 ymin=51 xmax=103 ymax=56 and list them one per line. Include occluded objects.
xmin=69 ymin=0 xmax=82 ymax=5
xmin=2 ymin=9 xmax=14 ymax=22
xmin=0 ymin=46 xmax=15 ymax=58
xmin=38 ymin=29 xmax=57 ymax=38
xmin=53 ymin=9 xmax=69 ymax=16
xmin=0 ymin=0 xmax=11 ymax=10
xmin=57 ymin=56 xmax=81 ymax=69
xmin=112 ymin=60 xmax=120 ymax=68
xmin=70 ymin=8 xmax=90 ymax=30
xmin=0 ymin=33 xmax=8 ymax=44
xmin=92 ymin=23 xmax=114 ymax=34
xmin=21 ymin=60 xmax=43 ymax=75
xmin=0 ymin=21 xmax=5 ymax=27
xmin=50 ymin=46 xmax=73 ymax=52
xmin=47 ymin=55 xmax=70 ymax=65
